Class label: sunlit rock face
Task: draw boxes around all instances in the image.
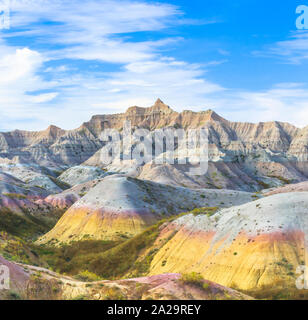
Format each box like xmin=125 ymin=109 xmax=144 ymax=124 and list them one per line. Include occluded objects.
xmin=0 ymin=99 xmax=308 ymax=192
xmin=37 ymin=174 xmax=254 ymax=245
xmin=149 ymin=192 xmax=308 ymax=291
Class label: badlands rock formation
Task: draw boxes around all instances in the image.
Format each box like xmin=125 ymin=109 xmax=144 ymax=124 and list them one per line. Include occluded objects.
xmin=0 ymin=163 xmax=62 ymax=193
xmin=265 ymin=181 xmax=308 ymax=196
xmin=43 ymin=178 xmax=102 ymax=210
xmin=149 ymin=192 xmax=308 ymax=291
xmin=0 ymin=171 xmax=52 ymax=214
xmin=38 ymin=175 xmax=255 ymax=244
xmin=58 ymin=165 xmax=108 ymax=186
xmin=1 ymin=99 xmax=308 ymax=191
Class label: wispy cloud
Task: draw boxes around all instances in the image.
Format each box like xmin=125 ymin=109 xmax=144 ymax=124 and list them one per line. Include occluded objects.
xmin=1 ymin=0 xmax=308 ymax=131
xmin=0 ymin=0 xmax=226 ymax=130
xmin=201 ymin=82 xmax=308 ymax=128
xmin=254 ymin=31 xmax=308 ymax=64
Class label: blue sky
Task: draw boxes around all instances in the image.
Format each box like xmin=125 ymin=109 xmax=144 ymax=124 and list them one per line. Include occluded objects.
xmin=0 ymin=0 xmax=308 ymax=130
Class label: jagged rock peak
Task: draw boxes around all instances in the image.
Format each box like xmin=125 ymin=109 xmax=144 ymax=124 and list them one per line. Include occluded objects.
xmin=46 ymin=125 xmax=62 ymax=132
xmin=151 ymin=98 xmax=173 ymax=114
xmin=204 ymin=109 xmax=226 ymax=122
xmin=125 ymin=99 xmax=174 ymax=115
xmin=44 ymin=125 xmax=64 ymax=138
xmin=181 ymin=108 xmax=226 ymax=122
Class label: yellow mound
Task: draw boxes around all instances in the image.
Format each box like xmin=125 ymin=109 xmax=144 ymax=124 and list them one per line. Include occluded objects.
xmin=150 ymin=229 xmax=305 ymax=291
xmin=37 ymin=207 xmax=157 ymax=245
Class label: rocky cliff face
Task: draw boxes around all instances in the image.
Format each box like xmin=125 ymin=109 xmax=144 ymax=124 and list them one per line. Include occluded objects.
xmin=1 ymin=99 xmax=308 ymax=191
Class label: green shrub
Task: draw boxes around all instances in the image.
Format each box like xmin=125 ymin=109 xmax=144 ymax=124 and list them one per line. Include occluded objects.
xmin=8 ymin=291 xmax=21 ymax=300
xmin=3 ymin=193 xmax=27 ymax=200
xmin=190 ymin=207 xmax=219 ymax=217
xmin=180 ymin=272 xmax=204 ymax=286
xmin=48 ymin=176 xmax=71 ymax=190
xmin=75 ymin=270 xmax=101 ymax=282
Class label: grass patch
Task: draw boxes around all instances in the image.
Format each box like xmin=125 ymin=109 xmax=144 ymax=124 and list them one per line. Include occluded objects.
xmin=8 ymin=291 xmax=21 ymax=300
xmin=0 ymin=208 xmax=50 ymax=239
xmin=34 ymin=239 xmax=121 ymax=275
xmin=75 ymin=270 xmax=102 ymax=282
xmin=268 ymin=176 xmax=292 ymax=185
xmin=180 ymin=272 xmax=211 ymax=291
xmin=36 ymin=216 xmax=179 ymax=279
xmin=242 ymin=283 xmax=308 ymax=300
xmin=190 ymin=207 xmax=219 ymax=217
xmin=86 ymin=221 xmax=165 ymax=279
xmin=48 ymin=176 xmax=71 ymax=190
xmin=256 ymin=180 xmax=271 ymax=189
xmin=3 ymin=193 xmax=27 ymax=200
xmin=180 ymin=272 xmax=204 ymax=286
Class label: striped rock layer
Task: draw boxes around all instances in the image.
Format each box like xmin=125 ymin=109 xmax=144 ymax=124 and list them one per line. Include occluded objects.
xmin=150 ymin=192 xmax=308 ymax=290
xmin=37 ymin=175 xmax=254 ymax=244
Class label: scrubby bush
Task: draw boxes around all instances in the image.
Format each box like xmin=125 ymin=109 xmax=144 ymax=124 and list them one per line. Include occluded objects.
xmin=75 ymin=270 xmax=101 ymax=282
xmin=3 ymin=193 xmax=27 ymax=200
xmin=180 ymin=272 xmax=204 ymax=285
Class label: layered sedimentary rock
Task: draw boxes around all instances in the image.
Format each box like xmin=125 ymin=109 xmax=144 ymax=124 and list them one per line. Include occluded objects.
xmin=264 ymin=181 xmax=308 ymax=196
xmin=0 ymin=171 xmax=66 ymax=232
xmin=58 ymin=165 xmax=108 ymax=186
xmin=37 ymin=175 xmax=254 ymax=244
xmin=0 ymin=99 xmax=308 ymax=191
xmin=0 ymin=171 xmax=49 ymax=213
xmin=43 ymin=178 xmax=104 ymax=210
xmin=0 ymin=163 xmax=62 ymax=193
xmin=149 ymin=192 xmax=308 ymax=291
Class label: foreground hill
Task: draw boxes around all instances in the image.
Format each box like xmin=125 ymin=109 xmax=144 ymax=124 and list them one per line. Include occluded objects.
xmin=149 ymin=192 xmax=308 ymax=293
xmin=37 ymin=175 xmax=255 ymax=245
xmin=0 ymin=256 xmax=252 ymax=300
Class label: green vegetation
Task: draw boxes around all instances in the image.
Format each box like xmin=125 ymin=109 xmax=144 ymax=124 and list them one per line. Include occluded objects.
xmin=180 ymin=272 xmax=210 ymax=291
xmin=75 ymin=270 xmax=102 ymax=282
xmin=275 ymin=258 xmax=294 ymax=275
xmin=80 ymin=221 xmax=164 ymax=279
xmin=242 ymin=283 xmax=308 ymax=300
xmin=104 ymin=287 xmax=126 ymax=300
xmin=34 ymin=239 xmax=120 ymax=274
xmin=180 ymin=272 xmax=203 ymax=285
xmin=72 ymin=295 xmax=87 ymax=300
xmin=48 ymin=176 xmax=71 ymax=190
xmin=256 ymin=180 xmax=271 ymax=189
xmin=3 ymin=193 xmax=27 ymax=200
xmin=0 ymin=208 xmax=50 ymax=239
xmin=182 ymin=207 xmax=219 ymax=217
xmin=0 ymin=231 xmax=43 ymax=266
xmin=268 ymin=175 xmax=292 ymax=185
xmin=35 ymin=215 xmax=180 ymax=279
xmin=8 ymin=291 xmax=21 ymax=300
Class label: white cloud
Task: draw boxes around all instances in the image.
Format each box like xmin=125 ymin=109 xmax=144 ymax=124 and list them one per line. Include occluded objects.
xmin=199 ymin=82 xmax=308 ymax=128
xmin=0 ymin=46 xmax=61 ymax=130
xmin=28 ymin=92 xmax=59 ymax=103
xmin=0 ymin=47 xmax=43 ymax=84
xmin=254 ymin=31 xmax=308 ymax=64
xmin=0 ymin=1 xmax=308 ymax=131
xmin=0 ymin=0 xmax=226 ymax=130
